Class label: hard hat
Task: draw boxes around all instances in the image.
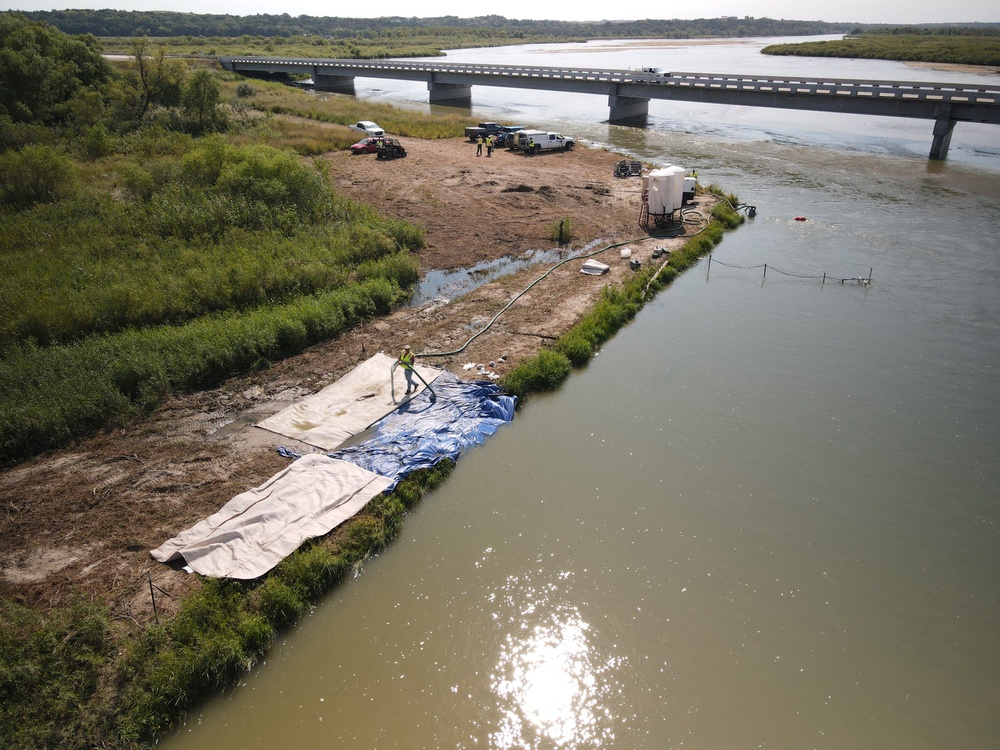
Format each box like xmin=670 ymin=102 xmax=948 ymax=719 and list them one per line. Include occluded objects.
xmin=404 ymin=344 xmax=411 ymax=350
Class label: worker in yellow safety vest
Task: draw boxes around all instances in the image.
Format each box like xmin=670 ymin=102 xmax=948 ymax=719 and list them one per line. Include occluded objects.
xmin=398 ymin=344 xmax=416 ymax=394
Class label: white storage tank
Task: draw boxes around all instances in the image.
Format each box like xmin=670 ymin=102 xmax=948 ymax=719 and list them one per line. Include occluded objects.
xmin=666 ymin=165 xmax=686 ymax=212
xmin=646 ymin=168 xmax=674 ymax=216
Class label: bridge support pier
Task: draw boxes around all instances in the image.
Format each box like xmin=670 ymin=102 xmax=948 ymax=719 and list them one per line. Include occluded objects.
xmin=608 ymin=85 xmax=649 ymax=124
xmin=929 ymin=103 xmax=955 ymax=160
xmin=314 ymin=73 xmax=356 ymax=94
xmin=428 ymin=80 xmax=472 ymax=106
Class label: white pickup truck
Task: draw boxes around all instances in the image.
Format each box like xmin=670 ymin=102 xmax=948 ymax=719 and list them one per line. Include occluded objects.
xmin=515 ymin=130 xmax=575 ymax=153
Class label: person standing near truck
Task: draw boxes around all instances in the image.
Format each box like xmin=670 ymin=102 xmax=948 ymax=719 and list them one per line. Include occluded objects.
xmin=486 ymin=135 xmax=494 ymax=157
xmin=476 ymin=135 xmax=483 ymax=156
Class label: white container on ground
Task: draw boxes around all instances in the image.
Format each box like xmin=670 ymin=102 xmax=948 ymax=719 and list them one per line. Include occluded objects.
xmin=666 ymin=165 xmax=686 ymax=212
xmin=683 ymin=176 xmax=697 ymax=202
xmin=646 ymin=168 xmax=674 ymax=215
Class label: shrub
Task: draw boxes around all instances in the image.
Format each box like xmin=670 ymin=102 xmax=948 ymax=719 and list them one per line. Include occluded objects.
xmin=76 ymin=124 xmax=116 ymax=159
xmin=502 ymin=348 xmax=572 ymax=400
xmin=0 ymin=144 xmax=76 ymax=209
xmin=549 ymin=217 xmax=573 ymax=244
xmin=354 ymin=251 xmax=421 ymax=288
xmin=216 ymin=144 xmax=328 ymax=220
xmin=255 ymin=578 xmax=308 ymax=630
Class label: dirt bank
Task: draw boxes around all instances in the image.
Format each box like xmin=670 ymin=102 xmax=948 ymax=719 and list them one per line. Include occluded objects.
xmin=0 ymin=136 xmax=715 ymax=621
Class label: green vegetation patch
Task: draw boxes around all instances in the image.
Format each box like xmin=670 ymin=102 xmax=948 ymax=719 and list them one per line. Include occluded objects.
xmin=0 ymin=134 xmax=424 ymax=464
xmin=763 ymin=29 xmax=1000 ymax=67
xmin=0 ymin=598 xmax=112 ymax=748
xmin=223 ymin=77 xmax=473 ymax=140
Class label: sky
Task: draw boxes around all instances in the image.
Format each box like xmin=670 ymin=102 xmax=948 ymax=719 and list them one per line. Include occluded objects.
xmin=1 ymin=1 xmax=997 ymax=25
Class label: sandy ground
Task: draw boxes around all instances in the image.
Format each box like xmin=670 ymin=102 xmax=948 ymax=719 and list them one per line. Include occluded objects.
xmin=0 ymin=135 xmax=715 ymax=622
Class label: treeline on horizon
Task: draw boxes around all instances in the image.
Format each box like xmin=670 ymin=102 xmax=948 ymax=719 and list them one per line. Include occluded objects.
xmin=12 ymin=10 xmax=857 ymax=39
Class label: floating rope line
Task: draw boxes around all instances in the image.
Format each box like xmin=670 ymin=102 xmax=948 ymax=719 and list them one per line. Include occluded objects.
xmin=707 ymin=255 xmax=873 ymax=285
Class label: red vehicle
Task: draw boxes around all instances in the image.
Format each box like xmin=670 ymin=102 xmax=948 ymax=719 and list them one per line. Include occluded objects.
xmin=350 ymin=137 xmax=385 ymax=155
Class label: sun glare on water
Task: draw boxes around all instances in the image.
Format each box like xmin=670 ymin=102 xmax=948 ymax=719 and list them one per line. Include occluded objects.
xmin=490 ymin=605 xmax=622 ymax=748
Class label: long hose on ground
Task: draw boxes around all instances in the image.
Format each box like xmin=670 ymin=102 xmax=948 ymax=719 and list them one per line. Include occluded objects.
xmin=418 ymin=194 xmax=735 ymax=359
xmin=419 ymin=235 xmax=657 ymax=359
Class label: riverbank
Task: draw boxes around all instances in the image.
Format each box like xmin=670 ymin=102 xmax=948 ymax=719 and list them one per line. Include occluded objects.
xmin=1 ymin=137 xmax=720 ymax=619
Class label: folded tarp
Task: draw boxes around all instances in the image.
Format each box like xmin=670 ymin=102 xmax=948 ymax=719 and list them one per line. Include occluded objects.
xmin=150 ymin=454 xmax=393 ymax=579
xmin=325 ymin=372 xmax=516 ymax=485
xmin=256 ymin=352 xmax=444 ymax=451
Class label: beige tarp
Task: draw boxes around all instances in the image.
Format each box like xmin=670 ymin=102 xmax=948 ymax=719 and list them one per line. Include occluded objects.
xmin=150 ymin=454 xmax=393 ymax=579
xmin=255 ymin=352 xmax=443 ymax=450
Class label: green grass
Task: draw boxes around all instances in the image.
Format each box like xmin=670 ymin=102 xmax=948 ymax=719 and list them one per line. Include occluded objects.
xmin=220 ymin=76 xmax=474 ymax=141
xmin=0 ymin=277 xmax=411 ymax=462
xmin=0 ymin=130 xmax=426 ymax=464
xmin=0 ymin=598 xmax=112 ymax=748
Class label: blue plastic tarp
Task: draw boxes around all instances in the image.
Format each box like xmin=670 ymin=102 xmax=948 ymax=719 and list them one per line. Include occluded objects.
xmin=280 ymin=372 xmax=515 ymax=489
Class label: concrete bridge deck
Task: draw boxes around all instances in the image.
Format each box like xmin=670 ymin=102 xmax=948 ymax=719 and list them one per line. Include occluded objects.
xmin=219 ymin=56 xmax=1000 ymax=160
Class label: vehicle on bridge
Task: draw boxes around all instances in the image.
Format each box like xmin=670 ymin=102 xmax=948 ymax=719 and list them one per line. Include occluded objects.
xmin=514 ymin=130 xmax=575 ymax=154
xmin=219 ymin=56 xmax=999 ymax=160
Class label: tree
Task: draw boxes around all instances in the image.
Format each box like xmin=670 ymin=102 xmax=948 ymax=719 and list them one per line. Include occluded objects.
xmin=181 ymin=69 xmax=226 ymax=133
xmin=0 ymin=13 xmax=109 ymax=125
xmin=129 ymin=37 xmax=184 ymax=121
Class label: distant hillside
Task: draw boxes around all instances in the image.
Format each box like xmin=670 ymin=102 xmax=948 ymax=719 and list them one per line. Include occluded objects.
xmin=10 ymin=11 xmax=856 ymax=40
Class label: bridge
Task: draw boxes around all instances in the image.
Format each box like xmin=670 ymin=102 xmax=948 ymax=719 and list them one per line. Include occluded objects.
xmin=219 ymin=57 xmax=1000 ymax=160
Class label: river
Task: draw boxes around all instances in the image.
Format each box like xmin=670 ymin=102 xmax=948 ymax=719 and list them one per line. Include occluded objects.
xmin=163 ymin=37 xmax=1000 ymax=749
